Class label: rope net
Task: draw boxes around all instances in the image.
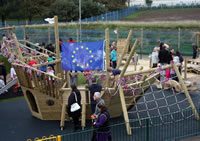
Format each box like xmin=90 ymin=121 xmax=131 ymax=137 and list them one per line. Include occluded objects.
xmin=126 ymin=69 xmax=194 ymax=129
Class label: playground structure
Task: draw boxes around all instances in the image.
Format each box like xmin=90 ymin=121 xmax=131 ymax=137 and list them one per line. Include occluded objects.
xmin=1 ymin=16 xmax=200 ymax=135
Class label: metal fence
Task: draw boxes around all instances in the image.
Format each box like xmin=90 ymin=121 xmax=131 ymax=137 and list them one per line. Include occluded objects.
xmin=59 ymin=108 xmax=200 ymax=141
xmin=1 ymin=3 xmax=200 ymax=26
xmin=1 ymin=27 xmax=196 ymax=56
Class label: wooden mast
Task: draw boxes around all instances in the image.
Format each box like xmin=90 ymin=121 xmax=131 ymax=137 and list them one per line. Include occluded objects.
xmin=54 ymin=16 xmax=61 ymax=75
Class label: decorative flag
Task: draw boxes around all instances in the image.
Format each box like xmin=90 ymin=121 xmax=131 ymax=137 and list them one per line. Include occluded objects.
xmin=62 ymin=41 xmax=104 ymax=71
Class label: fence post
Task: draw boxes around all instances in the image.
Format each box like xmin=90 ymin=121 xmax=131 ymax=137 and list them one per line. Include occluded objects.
xmin=76 ymin=29 xmax=79 ymax=42
xmin=184 ymin=58 xmax=187 ymax=79
xmin=23 ymin=26 xmax=26 ymax=45
xmin=48 ymin=27 xmax=51 ymax=44
xmin=57 ymin=135 xmax=61 ymax=141
xmin=178 ymin=28 xmax=181 ymax=51
xmin=140 ymin=28 xmax=143 ymax=59
xmin=146 ymin=119 xmax=150 ymax=141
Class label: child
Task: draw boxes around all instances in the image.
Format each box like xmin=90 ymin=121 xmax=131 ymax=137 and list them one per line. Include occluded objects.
xmin=0 ymin=75 xmax=5 ymax=89
xmin=149 ymin=47 xmax=159 ymax=68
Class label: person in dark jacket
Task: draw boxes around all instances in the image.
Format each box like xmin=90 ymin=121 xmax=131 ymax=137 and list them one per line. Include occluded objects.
xmin=158 ymin=45 xmax=172 ymax=64
xmin=94 ymin=103 xmax=112 ymax=141
xmin=0 ymin=60 xmax=7 ymax=85
xmin=67 ymin=84 xmax=81 ymax=131
xmin=88 ymin=78 xmax=102 ymax=114
xmin=192 ymin=43 xmax=198 ymax=59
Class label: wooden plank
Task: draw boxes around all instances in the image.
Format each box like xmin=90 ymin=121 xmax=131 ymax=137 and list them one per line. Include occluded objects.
xmin=173 ymin=63 xmax=199 ymax=120
xmin=105 ymin=28 xmax=110 ymax=87
xmin=117 ymin=29 xmax=133 ymax=69
xmin=120 ymin=39 xmax=139 ymax=78
xmin=119 ymin=85 xmax=132 ymax=135
xmin=184 ymin=58 xmax=187 ymax=79
xmin=81 ymin=91 xmax=86 ymax=129
xmin=32 ymin=70 xmax=38 ymax=89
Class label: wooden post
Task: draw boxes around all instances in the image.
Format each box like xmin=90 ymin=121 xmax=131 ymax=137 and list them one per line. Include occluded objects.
xmin=197 ymin=33 xmax=200 ymax=58
xmin=119 ymin=85 xmax=132 ymax=135
xmin=184 ymin=58 xmax=187 ymax=79
xmin=76 ymin=29 xmax=79 ymax=42
xmin=81 ymin=91 xmax=86 ymax=129
xmin=116 ymin=28 xmax=119 ymax=41
xmin=13 ymin=34 xmax=24 ymax=61
xmin=67 ymin=71 xmax=71 ymax=88
xmin=23 ymin=26 xmax=26 ymax=45
xmin=105 ymin=28 xmax=110 ymax=87
xmin=120 ymin=39 xmax=139 ymax=78
xmin=178 ymin=28 xmax=181 ymax=51
xmin=48 ymin=27 xmax=51 ymax=44
xmin=60 ymin=92 xmax=69 ymax=130
xmin=116 ymin=29 xmax=133 ymax=69
xmin=173 ymin=63 xmax=199 ymax=120
xmin=149 ymin=57 xmax=152 ymax=68
xmin=54 ymin=16 xmax=61 ymax=75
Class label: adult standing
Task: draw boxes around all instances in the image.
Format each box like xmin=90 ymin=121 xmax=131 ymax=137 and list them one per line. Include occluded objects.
xmin=0 ymin=60 xmax=7 ymax=85
xmin=192 ymin=43 xmax=198 ymax=59
xmin=110 ymin=46 xmax=117 ymax=69
xmin=67 ymin=84 xmax=81 ymax=131
xmin=94 ymin=103 xmax=112 ymax=141
xmin=88 ymin=78 xmax=102 ymax=114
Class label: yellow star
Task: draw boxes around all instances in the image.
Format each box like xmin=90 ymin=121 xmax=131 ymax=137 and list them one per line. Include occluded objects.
xmin=86 ymin=47 xmax=89 ymax=50
xmin=72 ymin=55 xmax=74 ymax=58
xmin=91 ymin=55 xmax=94 ymax=58
xmin=81 ymin=46 xmax=84 ymax=49
xmin=77 ymin=64 xmax=79 ymax=67
xmin=72 ymin=60 xmax=75 ymax=63
xmin=86 ymin=63 xmax=89 ymax=67
xmin=90 ymin=60 xmax=93 ymax=63
xmin=89 ymin=50 xmax=92 ymax=53
xmin=76 ymin=48 xmax=79 ymax=50
xmin=81 ymin=65 xmax=84 ymax=68
xmin=73 ymin=51 xmax=76 ymax=54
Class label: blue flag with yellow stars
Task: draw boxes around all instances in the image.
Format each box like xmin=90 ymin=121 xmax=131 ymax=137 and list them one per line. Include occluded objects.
xmin=62 ymin=41 xmax=104 ymax=71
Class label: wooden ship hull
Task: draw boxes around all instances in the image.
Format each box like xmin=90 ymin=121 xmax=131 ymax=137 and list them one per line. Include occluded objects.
xmin=13 ymin=63 xmax=159 ymax=120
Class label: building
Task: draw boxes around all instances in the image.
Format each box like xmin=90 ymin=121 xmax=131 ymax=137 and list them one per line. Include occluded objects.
xmin=128 ymin=0 xmax=200 ymax=7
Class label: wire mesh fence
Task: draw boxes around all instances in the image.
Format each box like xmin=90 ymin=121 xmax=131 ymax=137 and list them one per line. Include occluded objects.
xmin=1 ymin=27 xmax=196 ymax=56
xmin=60 ymin=108 xmax=200 ymax=141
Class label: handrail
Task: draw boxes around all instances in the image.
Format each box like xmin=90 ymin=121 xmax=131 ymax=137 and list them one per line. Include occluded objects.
xmin=12 ymin=63 xmax=62 ymax=80
xmin=19 ymin=40 xmax=56 ymax=56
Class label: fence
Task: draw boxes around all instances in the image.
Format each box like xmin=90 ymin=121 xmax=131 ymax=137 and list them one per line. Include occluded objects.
xmin=1 ymin=3 xmax=200 ymax=26
xmin=29 ymin=108 xmax=200 ymax=141
xmin=0 ymin=27 xmax=197 ymax=56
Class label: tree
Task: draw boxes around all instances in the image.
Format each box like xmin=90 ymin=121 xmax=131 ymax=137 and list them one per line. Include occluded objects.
xmin=94 ymin=0 xmax=127 ymax=11
xmin=48 ymin=0 xmax=79 ymax=22
xmin=145 ymin=0 xmax=152 ymax=7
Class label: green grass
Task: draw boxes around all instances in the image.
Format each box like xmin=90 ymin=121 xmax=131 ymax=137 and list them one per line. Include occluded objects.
xmin=0 ymin=96 xmax=24 ymax=103
xmin=122 ymin=8 xmax=200 ymax=20
xmin=0 ymin=56 xmax=11 ymax=73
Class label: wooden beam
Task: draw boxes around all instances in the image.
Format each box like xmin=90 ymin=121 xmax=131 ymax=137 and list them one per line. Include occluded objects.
xmin=105 ymin=28 xmax=110 ymax=87
xmin=0 ymin=27 xmax=13 ymax=31
xmin=34 ymin=59 xmax=61 ymax=67
xmin=13 ymin=34 xmax=24 ymax=62
xmin=184 ymin=58 xmax=187 ymax=79
xmin=120 ymin=39 xmax=139 ymax=78
xmin=60 ymin=87 xmax=115 ymax=91
xmin=19 ymin=40 xmax=56 ymax=56
xmin=116 ymin=29 xmax=133 ymax=69
xmin=54 ymin=16 xmax=61 ymax=75
xmin=173 ymin=63 xmax=199 ymax=120
xmin=119 ymin=85 xmax=132 ymax=135
xmin=124 ymin=64 xmax=181 ymax=77
xmin=18 ymin=43 xmax=49 ymax=57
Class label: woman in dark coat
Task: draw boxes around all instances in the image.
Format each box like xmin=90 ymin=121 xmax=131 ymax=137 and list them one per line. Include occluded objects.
xmin=94 ymin=103 xmax=112 ymax=141
xmin=67 ymin=84 xmax=81 ymax=131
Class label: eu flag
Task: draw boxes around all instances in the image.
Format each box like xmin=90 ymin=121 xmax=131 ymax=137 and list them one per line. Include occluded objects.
xmin=62 ymin=41 xmax=104 ymax=71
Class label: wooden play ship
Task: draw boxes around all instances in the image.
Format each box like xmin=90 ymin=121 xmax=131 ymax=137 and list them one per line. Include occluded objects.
xmin=1 ymin=16 xmax=198 ymax=135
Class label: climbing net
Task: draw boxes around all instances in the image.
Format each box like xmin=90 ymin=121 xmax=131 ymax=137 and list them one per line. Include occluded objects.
xmin=126 ymin=70 xmax=195 ymax=129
